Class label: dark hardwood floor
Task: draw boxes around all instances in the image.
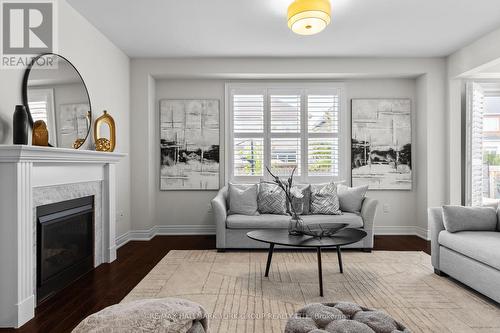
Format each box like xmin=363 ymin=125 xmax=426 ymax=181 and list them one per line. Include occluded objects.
xmin=1 ymin=235 xmax=429 ymax=333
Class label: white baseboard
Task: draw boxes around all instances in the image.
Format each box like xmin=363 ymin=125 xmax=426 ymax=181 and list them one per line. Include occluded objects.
xmin=374 ymin=226 xmax=430 ymax=240
xmin=115 ymin=224 xmax=216 ymax=248
xmin=116 ymin=224 xmax=429 ymax=248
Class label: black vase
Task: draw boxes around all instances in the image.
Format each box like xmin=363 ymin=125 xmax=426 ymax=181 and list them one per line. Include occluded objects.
xmin=13 ymin=105 xmax=29 ymax=144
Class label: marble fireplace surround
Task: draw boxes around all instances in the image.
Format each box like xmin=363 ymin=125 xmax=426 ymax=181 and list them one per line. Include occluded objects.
xmin=0 ymin=146 xmax=125 ymax=328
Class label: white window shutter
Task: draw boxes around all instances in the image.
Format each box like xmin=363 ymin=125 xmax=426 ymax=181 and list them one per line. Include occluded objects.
xmin=466 ymin=82 xmax=485 ymax=206
xmin=233 ymin=94 xmax=264 ymax=133
xmin=270 ymin=94 xmax=301 ymax=133
xmin=228 ymin=84 xmax=345 ymax=182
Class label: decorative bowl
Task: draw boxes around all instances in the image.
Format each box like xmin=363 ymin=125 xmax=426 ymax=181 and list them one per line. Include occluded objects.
xmin=301 ymin=223 xmax=349 ymax=238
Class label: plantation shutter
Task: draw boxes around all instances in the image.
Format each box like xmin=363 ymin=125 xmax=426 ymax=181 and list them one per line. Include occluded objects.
xmin=229 ymin=84 xmax=345 ymax=182
xmin=232 ymin=93 xmax=265 ymax=177
xmin=233 ymin=94 xmax=264 ymax=133
xmin=466 ymin=82 xmax=485 ymax=206
xmin=269 ymin=93 xmax=301 ymax=175
xmin=307 ymin=94 xmax=340 ymax=177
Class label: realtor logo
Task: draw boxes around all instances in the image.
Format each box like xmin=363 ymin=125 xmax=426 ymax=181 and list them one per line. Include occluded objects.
xmin=1 ymin=0 xmax=56 ymax=68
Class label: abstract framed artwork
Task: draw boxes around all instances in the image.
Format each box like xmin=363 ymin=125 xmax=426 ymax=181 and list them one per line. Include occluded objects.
xmin=59 ymin=103 xmax=90 ymax=148
xmin=351 ymin=98 xmax=412 ymax=190
xmin=159 ymin=99 xmax=220 ymax=190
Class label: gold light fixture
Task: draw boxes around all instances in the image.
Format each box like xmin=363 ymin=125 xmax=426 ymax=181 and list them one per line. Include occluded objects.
xmin=287 ymin=0 xmax=331 ymax=35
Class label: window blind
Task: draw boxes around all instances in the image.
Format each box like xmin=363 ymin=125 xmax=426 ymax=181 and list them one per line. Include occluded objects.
xmin=308 ymin=94 xmax=339 ymax=133
xmin=28 ymin=100 xmax=49 ymax=123
xmin=233 ymin=95 xmax=264 ymax=133
xmin=308 ymin=138 xmax=339 ymax=176
xmin=270 ymin=94 xmax=301 ymax=133
xmin=271 ymin=138 xmax=301 ymax=175
xmin=233 ymin=138 xmax=264 ymax=176
xmin=467 ymin=82 xmax=485 ymax=206
xmin=229 ymin=84 xmax=344 ymax=182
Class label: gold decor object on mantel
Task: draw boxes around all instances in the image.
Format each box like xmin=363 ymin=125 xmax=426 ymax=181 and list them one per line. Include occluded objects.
xmin=73 ymin=138 xmax=86 ymax=149
xmin=32 ymin=120 xmax=49 ymax=146
xmin=93 ymin=110 xmax=116 ymax=152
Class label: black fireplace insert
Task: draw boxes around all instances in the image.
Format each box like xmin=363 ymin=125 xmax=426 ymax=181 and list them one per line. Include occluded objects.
xmin=36 ymin=196 xmax=94 ymax=304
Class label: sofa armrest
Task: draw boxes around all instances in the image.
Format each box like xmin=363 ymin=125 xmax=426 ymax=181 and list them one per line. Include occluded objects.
xmin=212 ymin=186 xmax=228 ymax=249
xmin=360 ymin=197 xmax=378 ymax=231
xmin=428 ymin=207 xmax=445 ymax=270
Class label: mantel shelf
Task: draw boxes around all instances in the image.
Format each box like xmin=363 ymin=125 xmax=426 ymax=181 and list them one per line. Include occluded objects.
xmin=0 ymin=145 xmax=126 ymax=163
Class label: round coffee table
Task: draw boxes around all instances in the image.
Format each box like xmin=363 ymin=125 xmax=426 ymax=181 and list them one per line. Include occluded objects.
xmin=247 ymin=228 xmax=367 ymax=297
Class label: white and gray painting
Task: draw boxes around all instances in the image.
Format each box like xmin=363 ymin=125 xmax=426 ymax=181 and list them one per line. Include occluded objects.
xmin=59 ymin=103 xmax=90 ymax=148
xmin=160 ymin=99 xmax=220 ymax=190
xmin=351 ymin=99 xmax=412 ymax=190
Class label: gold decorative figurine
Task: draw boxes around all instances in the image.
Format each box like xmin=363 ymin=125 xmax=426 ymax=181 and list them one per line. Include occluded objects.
xmin=32 ymin=120 xmax=49 ymax=146
xmin=73 ymin=138 xmax=86 ymax=149
xmin=94 ymin=110 xmax=116 ymax=152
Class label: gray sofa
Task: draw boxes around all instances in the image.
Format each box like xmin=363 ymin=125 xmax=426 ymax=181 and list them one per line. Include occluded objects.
xmin=212 ymin=186 xmax=378 ymax=250
xmin=428 ymin=207 xmax=500 ymax=303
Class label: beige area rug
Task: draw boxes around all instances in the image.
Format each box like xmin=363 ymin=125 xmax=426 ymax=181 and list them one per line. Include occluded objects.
xmin=122 ymin=250 xmax=500 ymax=333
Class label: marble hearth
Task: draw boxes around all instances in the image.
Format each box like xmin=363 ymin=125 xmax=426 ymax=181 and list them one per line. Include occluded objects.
xmin=0 ymin=145 xmax=125 ymax=328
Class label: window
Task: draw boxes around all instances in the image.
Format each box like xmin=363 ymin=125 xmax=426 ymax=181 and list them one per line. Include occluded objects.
xmin=27 ymin=88 xmax=56 ymax=144
xmin=227 ymin=83 xmax=345 ymax=183
xmin=466 ymin=82 xmax=500 ymax=206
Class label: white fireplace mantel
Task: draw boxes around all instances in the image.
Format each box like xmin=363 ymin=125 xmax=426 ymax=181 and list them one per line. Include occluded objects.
xmin=0 ymin=145 xmax=125 ymax=328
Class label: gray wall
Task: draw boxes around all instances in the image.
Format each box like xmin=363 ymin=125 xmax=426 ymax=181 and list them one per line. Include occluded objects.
xmin=130 ymin=57 xmax=446 ymax=239
xmin=155 ymin=79 xmax=225 ymax=227
xmin=151 ymin=78 xmax=418 ymax=232
xmin=0 ymin=0 xmax=131 ymax=237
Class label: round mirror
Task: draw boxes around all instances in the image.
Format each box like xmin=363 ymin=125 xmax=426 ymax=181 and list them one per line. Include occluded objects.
xmin=22 ymin=53 xmax=92 ymax=149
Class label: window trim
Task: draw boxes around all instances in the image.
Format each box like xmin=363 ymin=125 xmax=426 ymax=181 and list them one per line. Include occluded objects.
xmin=225 ymin=82 xmax=347 ymax=184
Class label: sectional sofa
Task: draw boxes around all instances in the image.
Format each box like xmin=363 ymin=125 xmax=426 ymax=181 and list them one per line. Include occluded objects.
xmin=429 ymin=206 xmax=500 ymax=303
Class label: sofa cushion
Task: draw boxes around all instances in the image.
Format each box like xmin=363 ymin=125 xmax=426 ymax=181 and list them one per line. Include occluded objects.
xmin=227 ymin=214 xmax=290 ymax=229
xmin=258 ymin=182 xmax=287 ymax=215
xmin=337 ymin=184 xmax=368 ymax=213
xmin=301 ymin=214 xmax=363 ymax=228
xmin=438 ymin=231 xmax=500 ymax=270
xmin=442 ymin=205 xmax=497 ymax=233
xmin=228 ymin=183 xmax=259 ymax=216
xmin=226 ymin=213 xmax=363 ymax=229
xmin=310 ymin=183 xmax=342 ymax=215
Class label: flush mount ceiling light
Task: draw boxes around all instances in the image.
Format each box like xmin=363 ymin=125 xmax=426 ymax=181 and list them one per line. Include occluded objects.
xmin=287 ymin=0 xmax=331 ymax=35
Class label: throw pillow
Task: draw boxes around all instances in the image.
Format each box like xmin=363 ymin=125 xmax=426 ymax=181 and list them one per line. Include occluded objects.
xmin=310 ymin=183 xmax=342 ymax=215
xmin=337 ymin=184 xmax=369 ymax=213
xmin=288 ymin=184 xmax=311 ymax=215
xmin=258 ymin=182 xmax=287 ymax=215
xmin=228 ymin=183 xmax=259 ymax=216
xmin=442 ymin=205 xmax=497 ymax=233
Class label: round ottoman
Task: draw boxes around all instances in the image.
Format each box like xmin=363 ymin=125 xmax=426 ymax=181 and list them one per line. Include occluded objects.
xmin=285 ymin=302 xmax=411 ymax=333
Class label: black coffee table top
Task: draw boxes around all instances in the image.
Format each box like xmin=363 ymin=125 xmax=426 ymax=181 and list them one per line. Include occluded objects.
xmin=247 ymin=228 xmax=367 ymax=248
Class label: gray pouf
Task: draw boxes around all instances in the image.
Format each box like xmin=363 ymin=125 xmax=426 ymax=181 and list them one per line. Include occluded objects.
xmin=285 ymin=302 xmax=411 ymax=333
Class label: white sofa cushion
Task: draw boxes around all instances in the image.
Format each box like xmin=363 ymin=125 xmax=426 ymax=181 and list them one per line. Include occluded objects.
xmin=442 ymin=205 xmax=497 ymax=233
xmin=226 ymin=213 xmax=363 ymax=229
xmin=438 ymin=231 xmax=500 ymax=270
xmin=337 ymin=184 xmax=368 ymax=213
xmin=228 ymin=183 xmax=259 ymax=216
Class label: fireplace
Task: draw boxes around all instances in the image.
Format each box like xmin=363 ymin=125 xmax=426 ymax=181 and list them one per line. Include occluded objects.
xmin=36 ymin=196 xmax=95 ymax=304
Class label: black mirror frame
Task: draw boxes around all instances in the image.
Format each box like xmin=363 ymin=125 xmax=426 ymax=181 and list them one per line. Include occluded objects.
xmin=22 ymin=52 xmax=92 ymax=148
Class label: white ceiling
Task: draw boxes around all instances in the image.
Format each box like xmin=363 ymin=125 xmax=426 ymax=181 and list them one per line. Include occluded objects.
xmin=67 ymin=0 xmax=500 ymax=58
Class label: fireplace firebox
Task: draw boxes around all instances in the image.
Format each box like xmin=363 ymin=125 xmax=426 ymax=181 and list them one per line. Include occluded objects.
xmin=36 ymin=196 xmax=94 ymax=304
